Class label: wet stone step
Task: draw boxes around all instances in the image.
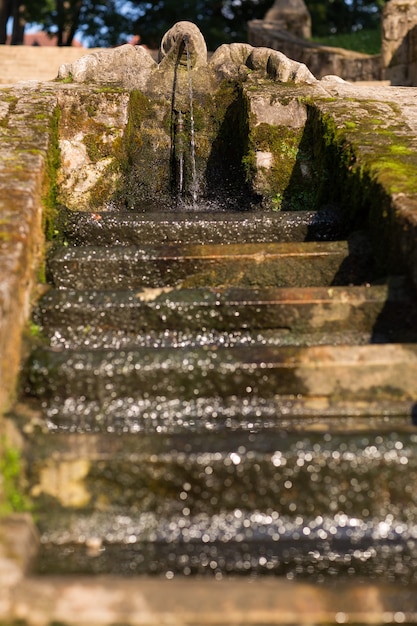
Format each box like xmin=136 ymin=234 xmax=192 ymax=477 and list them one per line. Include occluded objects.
xmin=30 ymin=429 xmax=417 ymax=579
xmin=26 ymin=343 xmax=417 ymax=405
xmin=35 ymin=508 xmax=417 ymax=580
xmin=16 ymin=396 xmax=415 ymax=434
xmin=42 ymin=328 xmax=381 ymax=352
xmin=28 ymin=429 xmax=417 ymax=519
xmin=63 ymin=208 xmax=348 ymax=246
xmin=47 ymin=237 xmax=374 ymax=290
xmin=34 ymin=281 xmax=417 ymax=344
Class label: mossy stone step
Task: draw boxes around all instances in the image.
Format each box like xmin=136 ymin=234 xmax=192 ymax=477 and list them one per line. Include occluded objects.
xmin=28 ymin=428 xmax=417 ymax=519
xmin=34 ymin=280 xmax=417 ymax=344
xmin=47 ymin=237 xmax=373 ymax=290
xmin=26 ymin=343 xmax=417 ymax=404
xmin=63 ymin=208 xmax=347 ymax=246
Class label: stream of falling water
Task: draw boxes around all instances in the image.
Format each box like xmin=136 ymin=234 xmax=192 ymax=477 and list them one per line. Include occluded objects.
xmin=184 ymin=36 xmax=197 ymax=203
xmin=172 ymin=35 xmax=198 ymax=203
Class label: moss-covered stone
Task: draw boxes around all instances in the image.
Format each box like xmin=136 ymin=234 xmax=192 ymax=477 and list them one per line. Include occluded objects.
xmin=55 ymin=87 xmax=129 ymax=211
xmin=0 ymin=436 xmax=31 ymax=516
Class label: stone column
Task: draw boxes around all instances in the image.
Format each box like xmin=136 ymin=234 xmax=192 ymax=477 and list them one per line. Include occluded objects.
xmin=382 ymin=0 xmax=417 ymax=85
xmin=263 ymin=0 xmax=312 ymax=40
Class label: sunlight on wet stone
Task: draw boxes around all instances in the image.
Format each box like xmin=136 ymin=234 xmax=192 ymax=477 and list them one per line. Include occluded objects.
xmin=33 ymin=426 xmax=417 ymax=580
xmin=37 ymin=506 xmax=417 ymax=580
xmin=13 ymin=20 xmax=417 ymax=590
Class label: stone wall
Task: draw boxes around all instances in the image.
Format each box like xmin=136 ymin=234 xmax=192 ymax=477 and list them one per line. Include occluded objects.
xmin=0 ymin=86 xmax=58 ymax=418
xmin=248 ymin=21 xmax=382 ymax=81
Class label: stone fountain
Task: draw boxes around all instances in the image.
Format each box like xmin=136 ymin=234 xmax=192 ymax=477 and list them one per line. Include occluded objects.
xmin=3 ymin=20 xmax=417 ymax=625
xmin=56 ymin=20 xmax=322 ymax=211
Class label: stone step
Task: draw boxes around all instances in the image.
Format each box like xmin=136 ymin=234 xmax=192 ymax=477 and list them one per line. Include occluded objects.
xmin=34 ymin=509 xmax=417 ymax=580
xmin=29 ymin=429 xmax=417 ymax=578
xmin=15 ymin=397 xmax=415 ymax=434
xmin=47 ymin=236 xmax=374 ymax=290
xmin=25 ymin=343 xmax=417 ymax=405
xmin=63 ymin=208 xmax=348 ymax=246
xmin=34 ymin=280 xmax=417 ymax=348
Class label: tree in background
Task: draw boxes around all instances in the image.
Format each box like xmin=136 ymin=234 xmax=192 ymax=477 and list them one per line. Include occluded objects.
xmin=0 ymin=0 xmax=388 ymax=48
xmin=0 ymin=0 xmax=26 ymax=43
xmin=308 ymin=0 xmax=387 ymax=37
xmin=63 ymin=0 xmax=133 ymax=46
xmin=129 ymin=0 xmax=272 ymax=50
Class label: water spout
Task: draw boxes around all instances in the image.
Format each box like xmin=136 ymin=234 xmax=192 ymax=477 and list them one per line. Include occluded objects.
xmin=170 ymin=31 xmax=199 ymax=205
xmin=185 ymin=35 xmax=198 ymax=203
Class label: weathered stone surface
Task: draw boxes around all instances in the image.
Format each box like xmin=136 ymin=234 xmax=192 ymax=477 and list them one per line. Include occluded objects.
xmin=58 ymin=25 xmax=318 ymax=89
xmin=264 ymin=0 xmax=312 ymax=39
xmin=210 ymin=42 xmax=317 ymax=84
xmin=3 ymin=78 xmax=417 ymax=422
xmin=54 ymin=86 xmax=129 ymax=211
xmin=0 ymin=514 xmax=38 ymax=618
xmin=159 ymin=20 xmax=208 ymax=69
xmin=382 ymin=0 xmax=417 ymax=85
xmin=0 ymin=514 xmax=38 ymax=582
xmin=1 ymin=72 xmax=417 ymax=424
xmin=57 ymin=44 xmax=157 ymax=91
xmin=0 ymin=86 xmax=57 ymax=416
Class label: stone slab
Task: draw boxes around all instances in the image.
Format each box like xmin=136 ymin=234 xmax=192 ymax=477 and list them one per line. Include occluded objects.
xmin=47 ymin=238 xmax=372 ymax=289
xmin=8 ymin=576 xmax=417 ymax=625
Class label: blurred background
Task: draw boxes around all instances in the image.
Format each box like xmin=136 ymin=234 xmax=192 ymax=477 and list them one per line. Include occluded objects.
xmin=0 ymin=0 xmax=386 ymax=54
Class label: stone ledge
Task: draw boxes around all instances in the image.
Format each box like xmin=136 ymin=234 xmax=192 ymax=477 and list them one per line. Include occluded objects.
xmin=5 ymin=573 xmax=417 ymax=625
xmin=0 ymin=85 xmax=59 ymax=416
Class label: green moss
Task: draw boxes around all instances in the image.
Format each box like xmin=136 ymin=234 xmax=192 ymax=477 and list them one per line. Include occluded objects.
xmin=22 ymin=148 xmax=43 ymax=156
xmin=57 ymin=74 xmax=73 ymax=83
xmin=0 ymin=437 xmax=31 ymax=516
xmin=86 ymin=102 xmax=98 ymax=117
xmin=88 ymin=162 xmax=120 ymax=209
xmin=304 ymin=98 xmax=417 ymax=274
xmin=244 ymin=115 xmax=318 ymax=210
xmin=42 ymin=106 xmax=61 ymax=240
xmin=83 ymin=128 xmax=115 ymax=163
xmin=0 ymin=231 xmax=11 ymax=242
xmin=33 ymin=113 xmax=49 ymax=121
xmin=389 ymin=144 xmax=413 ymax=156
xmin=93 ymin=86 xmax=125 ymax=94
xmin=114 ymin=90 xmax=173 ymax=207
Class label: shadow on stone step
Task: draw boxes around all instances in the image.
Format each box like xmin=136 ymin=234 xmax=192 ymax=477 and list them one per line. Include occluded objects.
xmin=329 ymin=230 xmax=375 ymax=286
xmin=371 ymin=276 xmax=417 ymax=345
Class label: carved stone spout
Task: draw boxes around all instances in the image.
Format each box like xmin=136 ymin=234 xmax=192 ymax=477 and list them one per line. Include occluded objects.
xmin=57 ymin=20 xmax=318 ymax=90
xmin=159 ymin=21 xmax=208 ymax=70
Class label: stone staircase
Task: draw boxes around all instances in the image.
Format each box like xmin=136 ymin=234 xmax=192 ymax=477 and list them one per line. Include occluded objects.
xmin=14 ymin=202 xmax=417 ymax=585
